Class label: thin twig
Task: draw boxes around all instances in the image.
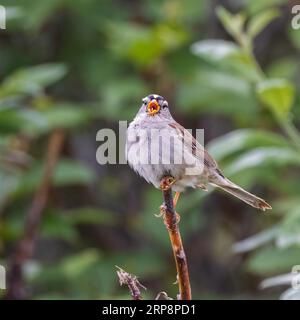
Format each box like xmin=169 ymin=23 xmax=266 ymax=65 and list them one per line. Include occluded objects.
xmin=155 ymin=291 xmax=173 ymax=300
xmin=161 ymin=188 xmax=192 ymax=300
xmin=5 ymin=129 xmax=65 ymax=300
xmin=116 ymin=266 xmax=146 ymax=300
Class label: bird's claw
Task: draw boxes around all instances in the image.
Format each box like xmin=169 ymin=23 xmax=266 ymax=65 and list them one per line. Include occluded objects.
xmin=160 ymin=176 xmax=176 ymax=191
xmin=155 ymin=205 xmax=167 ymax=218
xmin=155 ymin=204 xmax=180 ymax=225
xmin=197 ymin=183 xmax=208 ymax=191
xmin=175 ymin=212 xmax=181 ymax=224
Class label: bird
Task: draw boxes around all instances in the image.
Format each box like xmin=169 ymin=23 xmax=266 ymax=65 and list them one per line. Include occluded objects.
xmin=126 ymin=93 xmax=271 ymax=211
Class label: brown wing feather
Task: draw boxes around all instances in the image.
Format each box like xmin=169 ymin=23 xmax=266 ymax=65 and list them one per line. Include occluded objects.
xmin=168 ymin=123 xmax=270 ymax=210
xmin=168 ymin=122 xmax=222 ymax=174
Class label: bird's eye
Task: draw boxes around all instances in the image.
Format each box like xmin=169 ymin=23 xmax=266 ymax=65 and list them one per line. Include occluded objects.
xmin=142 ymin=98 xmax=147 ymax=105
xmin=162 ymin=101 xmax=168 ymax=108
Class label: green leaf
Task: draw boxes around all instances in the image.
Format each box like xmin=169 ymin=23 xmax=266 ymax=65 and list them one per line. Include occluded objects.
xmin=260 ymin=273 xmax=294 ymax=289
xmin=17 ymin=0 xmax=62 ymax=31
xmin=177 ymin=68 xmax=257 ymax=117
xmin=40 ymin=208 xmax=115 ymax=241
xmin=118 ymin=249 xmax=167 ymax=277
xmin=245 ymin=0 xmax=288 ymax=15
xmin=233 ymin=227 xmax=278 ymax=253
xmin=106 ymin=22 xmax=160 ymax=66
xmin=65 ymin=208 xmax=116 ymax=226
xmin=256 ymin=79 xmax=295 ymax=117
xmin=191 ymin=39 xmax=241 ymax=62
xmin=144 ymin=0 xmax=205 ymax=24
xmin=0 ymin=96 xmax=23 ymax=112
xmin=61 ymin=250 xmax=101 ymax=279
xmin=247 ymin=247 xmax=300 ymax=275
xmin=289 ymin=27 xmax=300 ymax=51
xmin=281 ymin=288 xmax=300 ymax=300
xmin=17 ymin=109 xmax=49 ymax=135
xmin=100 ymin=78 xmax=148 ymax=120
xmin=216 ymin=6 xmax=246 ymax=40
xmin=53 ymin=160 xmax=96 ymax=186
xmin=42 ymin=104 xmax=92 ymax=130
xmin=207 ymin=129 xmax=289 ymax=161
xmin=226 ymin=147 xmax=300 ymax=175
xmin=277 ymin=208 xmax=300 ymax=248
xmin=247 ymin=8 xmax=279 ymax=38
xmin=106 ymin=22 xmax=187 ymax=67
xmin=14 ymin=159 xmax=95 ymax=197
xmin=0 ymin=109 xmax=26 ymax=133
xmin=0 ymin=108 xmax=48 ymax=135
xmin=0 ymin=64 xmax=68 ymax=98
xmin=266 ymin=57 xmax=299 ymax=80
xmin=41 ymin=213 xmax=78 ymax=241
xmin=0 ymin=169 xmax=20 ymax=207
xmin=0 ymin=104 xmax=93 ymax=136
xmin=191 ymin=40 xmax=260 ymax=81
xmin=5 ymin=7 xmax=24 ymax=20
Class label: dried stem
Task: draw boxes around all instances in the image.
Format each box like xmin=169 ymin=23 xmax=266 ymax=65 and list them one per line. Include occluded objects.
xmin=161 ymin=188 xmax=192 ymax=300
xmin=5 ymin=129 xmax=65 ymax=300
xmin=116 ymin=266 xmax=146 ymax=300
xmin=155 ymin=291 xmax=173 ymax=300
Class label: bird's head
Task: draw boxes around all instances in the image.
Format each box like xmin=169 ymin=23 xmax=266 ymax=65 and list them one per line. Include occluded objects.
xmin=142 ymin=94 xmax=169 ymax=116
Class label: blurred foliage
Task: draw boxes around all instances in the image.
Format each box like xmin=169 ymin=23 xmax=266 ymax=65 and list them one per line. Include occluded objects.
xmin=0 ymin=0 xmax=300 ymax=300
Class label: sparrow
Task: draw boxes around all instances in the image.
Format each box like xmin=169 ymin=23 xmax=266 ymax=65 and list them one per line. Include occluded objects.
xmin=126 ymin=94 xmax=271 ymax=211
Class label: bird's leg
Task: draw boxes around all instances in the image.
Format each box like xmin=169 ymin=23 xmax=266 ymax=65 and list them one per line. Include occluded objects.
xmin=156 ymin=177 xmax=180 ymax=223
xmin=173 ymin=192 xmax=181 ymax=208
xmin=156 ymin=204 xmax=167 ymax=218
xmin=160 ymin=176 xmax=176 ymax=191
xmin=196 ymin=183 xmax=208 ymax=191
xmin=157 ymin=203 xmax=181 ymax=223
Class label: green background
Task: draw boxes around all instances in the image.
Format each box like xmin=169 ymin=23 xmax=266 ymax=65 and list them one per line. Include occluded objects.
xmin=0 ymin=0 xmax=300 ymax=299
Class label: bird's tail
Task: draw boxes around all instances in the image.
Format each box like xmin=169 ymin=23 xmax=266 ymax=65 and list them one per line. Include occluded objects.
xmin=210 ymin=178 xmax=271 ymax=211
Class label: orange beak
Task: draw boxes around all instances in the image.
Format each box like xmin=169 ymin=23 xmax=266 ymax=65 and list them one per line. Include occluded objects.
xmin=147 ymin=100 xmax=160 ymax=115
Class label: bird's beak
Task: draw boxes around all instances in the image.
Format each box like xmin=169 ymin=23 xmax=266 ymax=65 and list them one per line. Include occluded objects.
xmin=147 ymin=99 xmax=160 ymax=116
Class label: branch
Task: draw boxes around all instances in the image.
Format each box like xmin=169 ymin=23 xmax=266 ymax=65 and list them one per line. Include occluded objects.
xmin=155 ymin=291 xmax=173 ymax=300
xmin=116 ymin=266 xmax=146 ymax=300
xmin=161 ymin=188 xmax=192 ymax=300
xmin=5 ymin=129 xmax=65 ymax=300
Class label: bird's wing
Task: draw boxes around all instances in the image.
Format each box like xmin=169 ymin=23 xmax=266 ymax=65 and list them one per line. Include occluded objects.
xmin=168 ymin=122 xmax=224 ymax=176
